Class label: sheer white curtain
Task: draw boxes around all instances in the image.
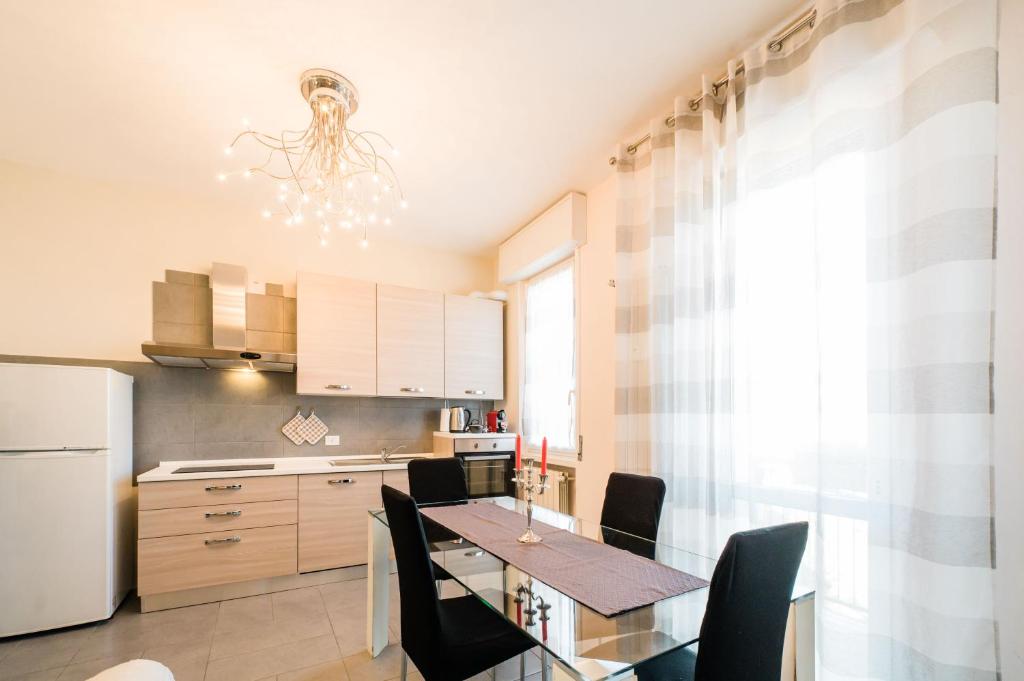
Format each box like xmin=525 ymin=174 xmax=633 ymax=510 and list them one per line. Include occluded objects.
xmin=522 ymin=260 xmax=576 ymax=451
xmin=614 ymin=0 xmax=1000 ymax=678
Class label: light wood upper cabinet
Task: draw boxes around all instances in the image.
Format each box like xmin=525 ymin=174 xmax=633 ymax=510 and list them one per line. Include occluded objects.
xmin=297 ymin=272 xmax=377 ymax=396
xmin=376 ymin=285 xmax=444 ymax=398
xmin=444 ymin=295 xmax=504 ymax=400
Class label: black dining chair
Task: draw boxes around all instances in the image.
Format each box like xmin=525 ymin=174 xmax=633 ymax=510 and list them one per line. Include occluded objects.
xmin=382 ymin=484 xmax=535 ymax=681
xmin=407 ymin=458 xmax=470 ymax=584
xmin=599 ymin=472 xmax=667 ymax=558
xmin=636 ymin=521 xmax=809 ymax=681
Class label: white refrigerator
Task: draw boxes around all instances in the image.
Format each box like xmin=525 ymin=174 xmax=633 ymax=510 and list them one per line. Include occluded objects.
xmin=0 ymin=362 xmax=134 ymax=636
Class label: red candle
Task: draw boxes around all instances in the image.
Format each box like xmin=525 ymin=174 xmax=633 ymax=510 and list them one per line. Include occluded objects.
xmin=541 ymin=436 xmax=547 ymax=475
xmin=515 ymin=434 xmax=522 ymax=470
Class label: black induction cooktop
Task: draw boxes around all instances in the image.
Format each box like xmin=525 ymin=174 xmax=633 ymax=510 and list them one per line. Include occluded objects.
xmin=171 ymin=463 xmax=276 ymax=474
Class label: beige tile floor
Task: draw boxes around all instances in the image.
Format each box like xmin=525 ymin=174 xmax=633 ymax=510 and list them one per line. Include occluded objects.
xmin=0 ymin=577 xmax=545 ymax=681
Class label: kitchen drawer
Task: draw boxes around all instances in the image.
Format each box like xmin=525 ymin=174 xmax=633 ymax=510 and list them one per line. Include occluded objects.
xmin=298 ymin=471 xmax=382 ymax=572
xmin=138 ymin=499 xmax=297 ymax=539
xmin=137 ymin=524 xmax=297 ymax=596
xmin=138 ymin=475 xmax=297 ymax=510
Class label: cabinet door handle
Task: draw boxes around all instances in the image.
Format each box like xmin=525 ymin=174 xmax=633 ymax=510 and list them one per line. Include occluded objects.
xmin=205 ymin=510 xmax=242 ymax=518
xmin=325 ymin=384 xmax=351 ymax=391
xmin=465 ymin=389 xmax=486 ymax=395
xmin=205 ymin=484 xmax=242 ymax=491
xmin=400 ymin=387 xmax=425 ymax=393
xmin=328 ymin=478 xmax=356 ymax=485
xmin=205 ymin=535 xmax=241 ymax=545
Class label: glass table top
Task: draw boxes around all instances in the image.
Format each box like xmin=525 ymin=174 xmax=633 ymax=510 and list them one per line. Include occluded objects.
xmin=370 ymin=497 xmax=814 ymax=681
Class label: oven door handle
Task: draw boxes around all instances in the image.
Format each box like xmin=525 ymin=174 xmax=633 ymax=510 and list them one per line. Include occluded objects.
xmin=460 ymin=454 xmax=512 ymax=461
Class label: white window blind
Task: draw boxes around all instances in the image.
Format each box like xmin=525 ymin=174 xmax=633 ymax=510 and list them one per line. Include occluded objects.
xmin=522 ymin=259 xmax=576 ymax=451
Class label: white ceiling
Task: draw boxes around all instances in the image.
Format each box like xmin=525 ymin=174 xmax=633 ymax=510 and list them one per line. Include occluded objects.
xmin=0 ymin=0 xmax=801 ymax=255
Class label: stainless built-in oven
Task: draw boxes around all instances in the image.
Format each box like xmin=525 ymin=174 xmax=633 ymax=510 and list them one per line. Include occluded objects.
xmin=454 ymin=437 xmax=516 ymax=498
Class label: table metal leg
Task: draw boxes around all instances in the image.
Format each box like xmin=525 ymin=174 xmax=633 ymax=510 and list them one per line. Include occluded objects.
xmin=367 ymin=514 xmax=391 ymax=657
xmin=542 ymin=650 xmax=550 ymax=681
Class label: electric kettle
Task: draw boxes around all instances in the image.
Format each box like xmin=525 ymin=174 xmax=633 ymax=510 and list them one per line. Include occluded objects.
xmin=448 ymin=406 xmax=470 ymax=432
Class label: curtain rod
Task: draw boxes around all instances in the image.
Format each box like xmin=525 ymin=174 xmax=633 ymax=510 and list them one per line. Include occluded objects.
xmin=608 ymin=7 xmax=817 ymax=166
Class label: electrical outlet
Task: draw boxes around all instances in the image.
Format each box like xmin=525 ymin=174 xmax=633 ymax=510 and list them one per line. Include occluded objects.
xmin=325 ymin=435 xmax=340 ymax=446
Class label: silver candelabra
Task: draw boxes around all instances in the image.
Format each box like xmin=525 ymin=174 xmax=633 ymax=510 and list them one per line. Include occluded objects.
xmin=512 ymin=460 xmax=549 ymax=543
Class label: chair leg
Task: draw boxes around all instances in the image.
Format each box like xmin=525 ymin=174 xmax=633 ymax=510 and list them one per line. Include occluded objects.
xmin=519 ymin=653 xmax=526 ymax=681
xmin=400 ymin=650 xmax=408 ymax=681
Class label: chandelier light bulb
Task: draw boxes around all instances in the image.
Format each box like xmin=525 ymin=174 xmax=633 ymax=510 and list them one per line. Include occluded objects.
xmin=360 ymin=238 xmax=369 ymax=249
xmin=278 ymin=194 xmax=286 ymax=203
xmin=383 ymin=217 xmax=392 ymax=226
xmin=319 ymin=236 xmax=328 ymax=246
xmin=223 ymin=146 xmax=233 ymax=156
xmin=372 ymin=174 xmax=380 ymax=183
xmin=243 ymin=170 xmax=252 ymax=179
xmin=346 ymin=180 xmax=354 ymax=190
xmin=241 ymin=117 xmax=251 ymax=129
xmin=285 ymin=217 xmax=294 ymax=226
xmin=217 ymin=172 xmax=227 ymax=182
xmin=346 ymin=208 xmax=354 ymax=217
xmin=372 ymin=195 xmax=379 ymax=203
xmin=294 ymin=213 xmax=303 ymax=223
xmin=391 ymin=148 xmax=400 ymax=157
xmin=400 ymin=199 xmax=408 ymax=209
xmin=325 ymin=201 xmax=333 ymax=209
xmin=301 ymin=194 xmax=310 ymax=203
xmin=261 ymin=209 xmax=271 ymax=219
xmin=279 ymin=182 xmax=288 ymax=192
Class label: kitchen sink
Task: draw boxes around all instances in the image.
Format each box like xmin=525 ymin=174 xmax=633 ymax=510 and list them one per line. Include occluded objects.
xmin=328 ymin=454 xmax=428 ymax=467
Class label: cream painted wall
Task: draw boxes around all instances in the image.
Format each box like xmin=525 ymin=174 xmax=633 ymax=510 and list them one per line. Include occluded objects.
xmin=574 ymin=174 xmax=617 ymax=522
xmin=0 ymin=160 xmax=495 ymax=362
xmin=993 ymin=1 xmax=1024 ymax=675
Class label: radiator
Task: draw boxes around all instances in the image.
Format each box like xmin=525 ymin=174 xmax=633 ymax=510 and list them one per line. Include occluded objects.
xmin=523 ymin=466 xmax=575 ymax=515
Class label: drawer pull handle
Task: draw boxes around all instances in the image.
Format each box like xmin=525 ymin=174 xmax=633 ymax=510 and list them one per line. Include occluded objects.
xmin=205 ymin=535 xmax=241 ymax=545
xmin=328 ymin=478 xmax=356 ymax=485
xmin=205 ymin=510 xmax=242 ymax=518
xmin=325 ymin=384 xmax=351 ymax=391
xmin=400 ymin=387 xmax=425 ymax=393
xmin=205 ymin=484 xmax=242 ymax=491
xmin=465 ymin=389 xmax=486 ymax=395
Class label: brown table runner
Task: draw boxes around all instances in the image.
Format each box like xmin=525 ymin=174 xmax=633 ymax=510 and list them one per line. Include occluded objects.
xmin=420 ymin=502 xmax=708 ymax=617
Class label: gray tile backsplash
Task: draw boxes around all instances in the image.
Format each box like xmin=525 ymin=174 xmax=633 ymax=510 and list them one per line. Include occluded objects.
xmin=0 ymin=355 xmax=493 ymax=480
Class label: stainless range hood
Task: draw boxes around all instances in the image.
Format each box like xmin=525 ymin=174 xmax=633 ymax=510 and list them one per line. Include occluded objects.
xmin=142 ymin=263 xmax=296 ymax=373
xmin=141 ymin=342 xmax=296 ymax=372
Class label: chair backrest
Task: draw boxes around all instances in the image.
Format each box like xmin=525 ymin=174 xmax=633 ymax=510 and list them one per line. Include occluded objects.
xmin=694 ymin=522 xmax=808 ymax=681
xmin=600 ymin=472 xmax=667 ymax=541
xmin=408 ymin=458 xmax=469 ymax=505
xmin=381 ymin=484 xmax=442 ymax=660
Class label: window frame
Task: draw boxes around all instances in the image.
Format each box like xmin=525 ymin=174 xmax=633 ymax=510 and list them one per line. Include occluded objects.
xmin=520 ymin=254 xmax=581 ymax=458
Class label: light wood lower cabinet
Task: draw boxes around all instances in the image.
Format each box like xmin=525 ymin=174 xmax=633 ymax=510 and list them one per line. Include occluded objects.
xmin=298 ymin=471 xmax=383 ymax=572
xmin=138 ymin=525 xmax=297 ymax=596
xmin=138 ymin=469 xmax=402 ymax=598
xmin=382 ymin=469 xmax=410 ymax=494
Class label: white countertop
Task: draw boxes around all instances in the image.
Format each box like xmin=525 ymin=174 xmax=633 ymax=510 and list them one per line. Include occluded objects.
xmin=137 ymin=454 xmax=434 ymax=483
xmin=433 ymin=431 xmax=516 ymax=439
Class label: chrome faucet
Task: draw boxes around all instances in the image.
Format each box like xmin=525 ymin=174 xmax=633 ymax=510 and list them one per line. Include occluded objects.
xmin=380 ymin=444 xmax=406 ymax=463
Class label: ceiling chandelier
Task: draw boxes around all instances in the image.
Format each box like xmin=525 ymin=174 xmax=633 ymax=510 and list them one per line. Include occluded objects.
xmin=219 ymin=68 xmax=405 ymax=248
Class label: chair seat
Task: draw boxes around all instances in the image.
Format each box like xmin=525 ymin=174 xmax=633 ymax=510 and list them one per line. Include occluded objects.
xmin=420 ymin=595 xmax=534 ymax=681
xmin=635 ymin=646 xmax=698 ymax=681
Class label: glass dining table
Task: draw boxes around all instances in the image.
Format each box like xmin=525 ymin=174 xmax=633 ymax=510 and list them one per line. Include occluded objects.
xmin=366 ymin=497 xmax=814 ymax=681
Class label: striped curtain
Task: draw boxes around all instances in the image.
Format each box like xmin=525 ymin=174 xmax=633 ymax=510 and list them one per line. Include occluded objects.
xmin=613 ymin=0 xmax=1000 ymax=679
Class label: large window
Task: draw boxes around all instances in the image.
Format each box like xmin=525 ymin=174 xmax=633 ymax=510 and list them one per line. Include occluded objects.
xmin=521 ymin=259 xmax=576 ymax=452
